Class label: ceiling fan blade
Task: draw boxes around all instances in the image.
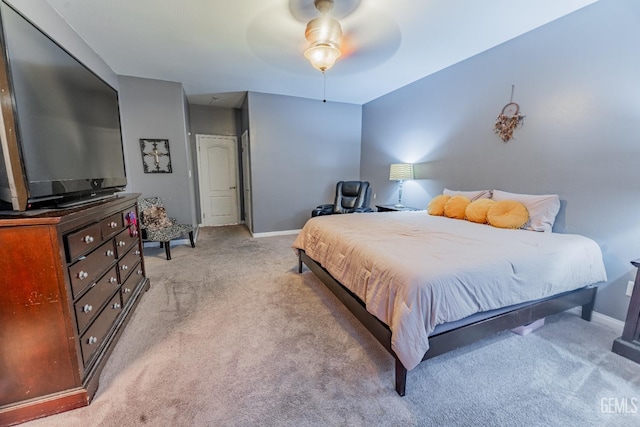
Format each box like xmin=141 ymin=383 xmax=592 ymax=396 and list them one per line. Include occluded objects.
xmin=334 ymin=7 xmax=401 ymax=74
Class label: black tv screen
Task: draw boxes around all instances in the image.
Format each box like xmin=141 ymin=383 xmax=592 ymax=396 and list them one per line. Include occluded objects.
xmin=0 ymin=1 xmax=126 ymax=210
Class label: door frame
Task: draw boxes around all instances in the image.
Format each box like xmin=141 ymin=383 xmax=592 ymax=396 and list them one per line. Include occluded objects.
xmin=241 ymin=130 xmax=253 ymax=233
xmin=195 ymin=134 xmax=240 ymax=226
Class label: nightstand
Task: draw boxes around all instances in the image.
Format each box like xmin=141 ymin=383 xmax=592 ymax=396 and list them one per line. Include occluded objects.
xmin=376 ymin=205 xmax=423 ymax=212
xmin=612 ymin=259 xmax=640 ymax=364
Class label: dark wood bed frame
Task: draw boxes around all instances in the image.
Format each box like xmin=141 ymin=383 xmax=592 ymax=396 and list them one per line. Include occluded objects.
xmin=297 ymin=250 xmax=597 ymax=396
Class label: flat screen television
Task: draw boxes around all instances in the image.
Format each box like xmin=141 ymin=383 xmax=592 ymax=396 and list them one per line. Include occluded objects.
xmin=0 ymin=1 xmax=126 ymax=211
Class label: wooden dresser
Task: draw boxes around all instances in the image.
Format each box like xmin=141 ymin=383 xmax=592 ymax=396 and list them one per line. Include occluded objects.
xmin=0 ymin=194 xmax=149 ymax=426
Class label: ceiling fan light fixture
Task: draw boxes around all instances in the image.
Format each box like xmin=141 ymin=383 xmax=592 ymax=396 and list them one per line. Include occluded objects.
xmin=304 ymin=14 xmax=342 ymax=72
xmin=304 ymin=43 xmax=341 ymax=72
xmin=305 ymin=16 xmax=342 ymax=45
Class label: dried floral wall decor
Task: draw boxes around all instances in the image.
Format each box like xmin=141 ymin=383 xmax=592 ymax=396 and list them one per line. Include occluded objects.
xmin=494 ymin=85 xmax=525 ymax=143
xmin=494 ymin=103 xmax=525 ymax=142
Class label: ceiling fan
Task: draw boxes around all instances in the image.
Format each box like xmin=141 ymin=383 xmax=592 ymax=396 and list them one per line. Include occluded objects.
xmin=303 ymin=0 xmax=344 ymax=72
xmin=290 ymin=0 xmax=400 ymax=75
xmin=245 ymin=0 xmax=400 ymax=85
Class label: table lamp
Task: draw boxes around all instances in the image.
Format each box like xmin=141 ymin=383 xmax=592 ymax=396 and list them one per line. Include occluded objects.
xmin=389 ymin=163 xmax=414 ymax=207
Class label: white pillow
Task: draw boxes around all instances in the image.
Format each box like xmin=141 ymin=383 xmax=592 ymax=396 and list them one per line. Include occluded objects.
xmin=443 ymin=188 xmax=491 ymax=201
xmin=491 ymin=190 xmax=560 ymax=232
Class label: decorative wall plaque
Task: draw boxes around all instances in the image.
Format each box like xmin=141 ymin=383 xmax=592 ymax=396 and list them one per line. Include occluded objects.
xmin=140 ymin=139 xmax=172 ymax=173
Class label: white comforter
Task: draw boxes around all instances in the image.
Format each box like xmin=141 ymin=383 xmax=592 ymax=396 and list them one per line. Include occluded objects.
xmin=292 ymin=212 xmax=607 ymax=370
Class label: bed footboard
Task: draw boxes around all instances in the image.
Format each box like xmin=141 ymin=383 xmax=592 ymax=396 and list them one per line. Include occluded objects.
xmin=297 ymin=250 xmax=597 ymax=396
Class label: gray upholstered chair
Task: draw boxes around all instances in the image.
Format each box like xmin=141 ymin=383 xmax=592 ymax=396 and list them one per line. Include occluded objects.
xmin=138 ymin=197 xmax=195 ymax=260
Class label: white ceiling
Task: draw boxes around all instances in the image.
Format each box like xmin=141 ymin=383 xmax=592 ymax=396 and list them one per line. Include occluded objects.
xmin=46 ymin=0 xmax=599 ymax=108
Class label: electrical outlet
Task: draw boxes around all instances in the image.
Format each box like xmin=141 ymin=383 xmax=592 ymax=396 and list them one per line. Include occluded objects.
xmin=627 ymin=281 xmax=635 ymax=297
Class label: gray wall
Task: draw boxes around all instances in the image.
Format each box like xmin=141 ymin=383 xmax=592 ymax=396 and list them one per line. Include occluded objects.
xmin=118 ymin=76 xmax=196 ymax=225
xmin=247 ymin=92 xmax=362 ymax=234
xmin=189 ymin=104 xmax=239 ymax=137
xmin=361 ymin=0 xmax=640 ymax=321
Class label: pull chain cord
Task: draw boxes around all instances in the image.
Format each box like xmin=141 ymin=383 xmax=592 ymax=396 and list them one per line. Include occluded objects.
xmin=322 ymin=71 xmax=327 ymax=103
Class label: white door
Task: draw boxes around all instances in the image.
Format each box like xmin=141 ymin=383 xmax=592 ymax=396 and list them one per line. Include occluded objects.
xmin=196 ymin=135 xmax=239 ymax=226
xmin=241 ymin=130 xmax=253 ymax=233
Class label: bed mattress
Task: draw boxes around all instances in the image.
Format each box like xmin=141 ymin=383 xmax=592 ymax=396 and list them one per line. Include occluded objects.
xmin=293 ymin=212 xmax=607 ymax=370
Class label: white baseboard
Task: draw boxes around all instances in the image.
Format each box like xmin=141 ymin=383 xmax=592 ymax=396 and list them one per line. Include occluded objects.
xmin=566 ymin=307 xmax=624 ymax=334
xmin=252 ymin=229 xmax=302 ymax=238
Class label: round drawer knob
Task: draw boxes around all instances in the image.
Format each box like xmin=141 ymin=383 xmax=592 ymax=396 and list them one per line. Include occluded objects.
xmin=135 ymin=250 xmax=141 ymax=255
xmin=137 ymin=269 xmax=143 ymax=275
xmin=110 ymin=221 xmax=118 ymax=228
xmin=124 ymin=287 xmax=131 ymax=293
xmin=78 ymin=271 xmax=89 ymax=280
xmin=83 ymin=235 xmax=94 ymax=244
xmin=88 ymin=336 xmax=98 ymax=345
xmin=82 ymin=304 xmax=93 ymax=313
xmin=109 ymin=276 xmax=117 ymax=283
xmin=121 ymin=265 xmax=128 ymax=271
xmin=112 ymin=303 xmax=121 ymax=309
xmin=118 ymin=241 xmax=126 ymax=247
xmin=106 ymin=249 xmax=114 ymax=257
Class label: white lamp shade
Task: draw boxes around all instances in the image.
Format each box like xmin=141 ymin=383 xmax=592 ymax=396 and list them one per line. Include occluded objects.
xmin=389 ymin=163 xmax=414 ymax=181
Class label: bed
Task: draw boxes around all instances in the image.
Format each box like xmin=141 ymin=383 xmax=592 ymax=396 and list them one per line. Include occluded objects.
xmin=292 ymin=210 xmax=607 ymax=395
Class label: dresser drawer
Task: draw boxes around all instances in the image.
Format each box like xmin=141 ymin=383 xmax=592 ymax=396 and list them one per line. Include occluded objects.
xmin=101 ymin=212 xmax=125 ymax=240
xmin=121 ymin=262 xmax=144 ymax=306
xmin=80 ymin=293 xmax=122 ymax=367
xmin=66 ymin=223 xmax=102 ymax=261
xmin=69 ymin=240 xmax=116 ymax=297
xmin=114 ymin=227 xmax=139 ymax=258
xmin=118 ymin=245 xmax=142 ymax=283
xmin=74 ymin=265 xmax=120 ymax=333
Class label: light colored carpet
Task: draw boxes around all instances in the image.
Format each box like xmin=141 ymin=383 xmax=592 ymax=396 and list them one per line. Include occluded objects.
xmin=22 ymin=225 xmax=640 ymax=426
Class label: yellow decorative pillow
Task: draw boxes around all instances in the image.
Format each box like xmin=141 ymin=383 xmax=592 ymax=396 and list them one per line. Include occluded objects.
xmin=487 ymin=200 xmax=529 ymax=229
xmin=444 ymin=195 xmax=471 ymax=219
xmin=427 ymin=194 xmax=450 ymax=216
xmin=465 ymin=198 xmax=496 ymax=224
